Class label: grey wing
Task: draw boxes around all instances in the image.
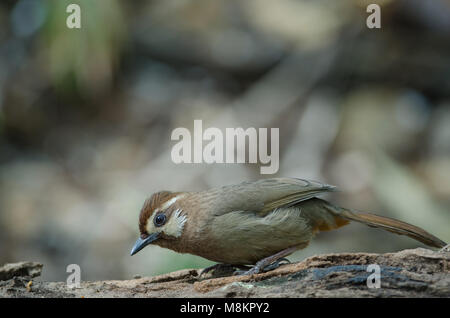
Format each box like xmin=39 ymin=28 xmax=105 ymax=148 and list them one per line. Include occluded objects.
xmin=206 ymin=177 xmax=336 ymax=216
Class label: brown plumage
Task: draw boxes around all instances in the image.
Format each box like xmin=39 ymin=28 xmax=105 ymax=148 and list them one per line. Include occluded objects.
xmin=131 ymin=178 xmax=446 ymax=275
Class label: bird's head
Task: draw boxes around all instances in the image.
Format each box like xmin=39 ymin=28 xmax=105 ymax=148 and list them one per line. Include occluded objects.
xmin=130 ymin=191 xmax=187 ymax=256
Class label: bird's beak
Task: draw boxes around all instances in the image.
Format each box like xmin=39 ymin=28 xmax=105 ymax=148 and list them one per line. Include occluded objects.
xmin=130 ymin=233 xmax=160 ymax=256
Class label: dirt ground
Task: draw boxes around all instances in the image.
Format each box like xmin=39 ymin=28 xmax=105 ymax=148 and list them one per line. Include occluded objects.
xmin=1 ymin=247 xmax=449 ymax=298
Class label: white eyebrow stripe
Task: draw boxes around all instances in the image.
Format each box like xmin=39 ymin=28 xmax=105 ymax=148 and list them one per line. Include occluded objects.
xmin=160 ymin=194 xmax=186 ymax=210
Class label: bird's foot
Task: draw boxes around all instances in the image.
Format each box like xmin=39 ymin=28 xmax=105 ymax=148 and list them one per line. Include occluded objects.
xmin=234 ymin=258 xmax=291 ymax=276
xmin=199 ymin=263 xmax=250 ymax=278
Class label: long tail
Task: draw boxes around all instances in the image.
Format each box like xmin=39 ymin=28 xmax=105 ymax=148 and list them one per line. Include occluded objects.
xmin=324 ymin=204 xmax=447 ymax=248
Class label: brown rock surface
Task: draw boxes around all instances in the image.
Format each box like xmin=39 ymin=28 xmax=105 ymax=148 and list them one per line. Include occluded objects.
xmin=1 ymin=248 xmax=449 ymax=298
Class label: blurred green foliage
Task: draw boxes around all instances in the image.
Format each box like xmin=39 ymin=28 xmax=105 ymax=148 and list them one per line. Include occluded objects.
xmin=42 ymin=0 xmax=125 ymax=97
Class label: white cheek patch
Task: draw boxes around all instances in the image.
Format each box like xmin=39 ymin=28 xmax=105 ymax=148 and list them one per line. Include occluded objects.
xmin=164 ymin=209 xmax=187 ymax=238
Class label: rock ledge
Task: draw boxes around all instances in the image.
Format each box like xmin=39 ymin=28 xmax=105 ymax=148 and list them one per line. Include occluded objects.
xmin=1 ymin=248 xmax=448 ymax=297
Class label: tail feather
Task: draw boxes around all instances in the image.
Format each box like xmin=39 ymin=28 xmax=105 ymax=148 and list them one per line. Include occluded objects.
xmin=325 ymin=205 xmax=447 ymax=248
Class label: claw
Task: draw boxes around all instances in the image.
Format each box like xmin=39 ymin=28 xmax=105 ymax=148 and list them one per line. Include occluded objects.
xmin=199 ymin=264 xmax=219 ymax=277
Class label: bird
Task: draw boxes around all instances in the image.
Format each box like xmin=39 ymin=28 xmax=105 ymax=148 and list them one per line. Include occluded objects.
xmin=130 ymin=178 xmax=447 ymax=275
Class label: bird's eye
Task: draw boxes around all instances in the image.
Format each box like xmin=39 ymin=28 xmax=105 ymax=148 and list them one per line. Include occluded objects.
xmin=154 ymin=214 xmax=166 ymax=227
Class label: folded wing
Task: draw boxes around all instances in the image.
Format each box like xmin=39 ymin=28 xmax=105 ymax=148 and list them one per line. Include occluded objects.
xmin=205 ymin=178 xmax=336 ymax=216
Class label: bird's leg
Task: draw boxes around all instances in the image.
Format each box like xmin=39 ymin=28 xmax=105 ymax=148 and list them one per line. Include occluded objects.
xmin=199 ymin=263 xmax=251 ymax=277
xmin=237 ymin=246 xmax=298 ymax=276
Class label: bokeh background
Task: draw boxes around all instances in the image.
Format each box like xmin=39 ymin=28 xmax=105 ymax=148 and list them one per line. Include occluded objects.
xmin=0 ymin=0 xmax=449 ymax=282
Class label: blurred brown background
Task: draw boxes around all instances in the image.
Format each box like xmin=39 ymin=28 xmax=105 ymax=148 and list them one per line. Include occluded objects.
xmin=0 ymin=0 xmax=449 ymax=282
